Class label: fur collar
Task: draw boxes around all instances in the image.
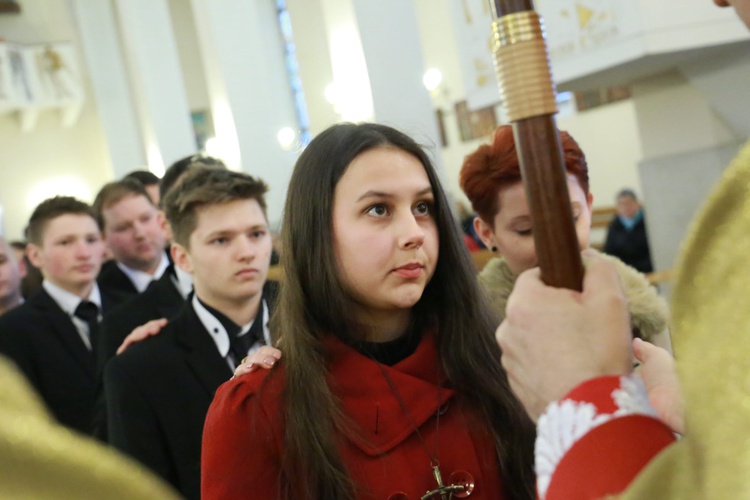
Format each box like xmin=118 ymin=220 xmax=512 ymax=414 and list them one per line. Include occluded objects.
xmin=478 ymin=250 xmax=669 ymax=341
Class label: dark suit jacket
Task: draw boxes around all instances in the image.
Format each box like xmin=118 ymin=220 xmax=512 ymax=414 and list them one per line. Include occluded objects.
xmin=604 ymin=215 xmax=654 ymax=274
xmin=104 ymin=282 xmax=277 ymax=500
xmin=97 ymin=259 xmax=139 ymax=302
xmin=0 ymin=286 xmax=121 ymax=434
xmin=92 ymin=270 xmax=186 ymax=440
xmin=98 ymin=269 xmax=185 ymax=371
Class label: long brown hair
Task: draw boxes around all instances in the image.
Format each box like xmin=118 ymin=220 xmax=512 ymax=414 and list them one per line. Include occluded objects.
xmin=272 ymin=123 xmax=535 ymax=499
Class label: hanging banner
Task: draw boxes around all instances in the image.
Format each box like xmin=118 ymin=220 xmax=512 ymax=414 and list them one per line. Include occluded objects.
xmin=0 ymin=41 xmax=84 ymax=128
xmin=448 ymin=0 xmax=498 ymax=111
xmin=0 ymin=41 xmax=83 ymax=110
xmin=0 ymin=42 xmax=34 ymax=110
xmin=448 ymin=0 xmax=743 ymax=108
xmin=29 ymin=42 xmax=84 ymax=107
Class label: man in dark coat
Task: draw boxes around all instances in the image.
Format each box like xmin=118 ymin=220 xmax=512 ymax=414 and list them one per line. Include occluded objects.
xmin=104 ymin=169 xmax=276 ymax=500
xmin=604 ymin=189 xmax=654 ymax=273
xmin=98 ymin=267 xmax=187 ymax=369
xmin=92 ymin=154 xmax=230 ymax=440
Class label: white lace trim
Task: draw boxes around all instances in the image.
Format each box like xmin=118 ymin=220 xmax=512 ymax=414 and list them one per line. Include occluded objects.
xmin=535 ymin=375 xmax=656 ymax=499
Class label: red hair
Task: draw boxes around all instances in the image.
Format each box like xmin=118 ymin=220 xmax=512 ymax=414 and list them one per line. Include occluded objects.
xmin=459 ymin=125 xmax=589 ymax=223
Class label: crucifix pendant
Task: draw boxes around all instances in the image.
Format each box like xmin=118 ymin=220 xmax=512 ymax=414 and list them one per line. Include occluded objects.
xmin=420 ymin=463 xmax=466 ymax=500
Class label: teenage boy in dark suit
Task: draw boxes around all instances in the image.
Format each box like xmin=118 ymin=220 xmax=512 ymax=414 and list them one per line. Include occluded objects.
xmin=97 ymin=155 xmax=227 ymax=368
xmin=0 ymin=197 xmax=123 ymax=434
xmin=92 ymin=157 xmax=226 ymax=440
xmin=103 ymin=169 xmax=276 ymax=500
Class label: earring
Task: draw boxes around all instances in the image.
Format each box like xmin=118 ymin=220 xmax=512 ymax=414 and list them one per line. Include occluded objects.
xmin=491 ymin=246 xmax=498 ymax=252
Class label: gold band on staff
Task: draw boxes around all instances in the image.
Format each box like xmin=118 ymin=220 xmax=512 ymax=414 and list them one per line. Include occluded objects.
xmin=492 ymin=11 xmax=557 ymax=122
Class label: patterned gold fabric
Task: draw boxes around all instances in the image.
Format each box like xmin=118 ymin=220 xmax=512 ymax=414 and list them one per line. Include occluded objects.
xmin=0 ymin=357 xmax=179 ymax=499
xmin=623 ymin=139 xmax=750 ymax=498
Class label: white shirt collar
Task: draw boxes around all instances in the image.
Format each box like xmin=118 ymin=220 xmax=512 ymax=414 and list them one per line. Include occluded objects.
xmin=42 ymin=279 xmax=102 ymax=315
xmin=116 ymin=251 xmax=169 ymax=293
xmin=192 ymin=295 xmax=269 ymax=362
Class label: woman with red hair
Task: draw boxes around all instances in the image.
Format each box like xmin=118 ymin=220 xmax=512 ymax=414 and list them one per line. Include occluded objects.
xmin=460 ymin=125 xmax=671 ymax=349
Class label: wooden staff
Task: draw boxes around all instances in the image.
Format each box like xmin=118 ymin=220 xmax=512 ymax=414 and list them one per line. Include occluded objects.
xmin=489 ymin=0 xmax=583 ymax=291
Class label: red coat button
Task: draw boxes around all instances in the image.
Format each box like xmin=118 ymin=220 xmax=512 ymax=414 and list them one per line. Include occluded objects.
xmin=449 ymin=470 xmax=475 ymax=498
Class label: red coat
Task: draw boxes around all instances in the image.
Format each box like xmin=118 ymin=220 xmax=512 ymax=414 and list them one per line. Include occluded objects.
xmin=202 ymin=335 xmax=507 ymax=499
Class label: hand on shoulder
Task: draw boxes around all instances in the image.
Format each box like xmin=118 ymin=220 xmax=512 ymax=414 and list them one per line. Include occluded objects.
xmin=231 ymin=346 xmax=282 ymax=379
xmin=116 ymin=318 xmax=168 ymax=354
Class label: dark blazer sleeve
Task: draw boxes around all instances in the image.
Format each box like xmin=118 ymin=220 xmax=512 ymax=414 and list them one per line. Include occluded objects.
xmin=603 ymin=218 xmax=620 ymax=256
xmin=92 ymin=306 xmax=137 ymax=441
xmin=98 ymin=306 xmax=146 ymax=374
xmin=105 ymin=357 xmax=177 ymax=487
xmin=0 ymin=315 xmax=40 ymax=391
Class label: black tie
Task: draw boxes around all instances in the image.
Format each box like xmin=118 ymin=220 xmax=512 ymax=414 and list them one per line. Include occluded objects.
xmin=74 ymin=301 xmax=100 ymax=352
xmin=229 ymin=313 xmax=265 ymax=364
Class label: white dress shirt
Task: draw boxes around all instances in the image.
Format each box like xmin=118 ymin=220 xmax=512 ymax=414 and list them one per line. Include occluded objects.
xmin=42 ymin=279 xmax=102 ymax=351
xmin=116 ymin=251 xmax=170 ymax=293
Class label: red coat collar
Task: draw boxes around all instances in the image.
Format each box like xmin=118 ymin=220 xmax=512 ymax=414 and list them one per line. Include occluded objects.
xmin=324 ymin=334 xmax=455 ymax=456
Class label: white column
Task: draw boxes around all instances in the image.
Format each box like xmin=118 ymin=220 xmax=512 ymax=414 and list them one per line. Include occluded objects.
xmin=114 ymin=0 xmax=196 ymax=174
xmin=632 ymin=68 xmax=742 ymax=277
xmin=679 ymin=48 xmax=750 ymax=140
xmin=70 ymin=0 xmax=144 ymax=178
xmin=314 ymin=0 xmax=443 ymax=170
xmin=318 ymin=0 xmax=375 ymax=123
xmin=353 ymin=0 xmax=442 ymax=152
xmin=190 ymin=0 xmax=300 ymax=228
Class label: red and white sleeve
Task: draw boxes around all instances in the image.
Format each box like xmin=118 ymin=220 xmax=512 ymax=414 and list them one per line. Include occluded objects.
xmin=535 ymin=375 xmax=677 ymax=500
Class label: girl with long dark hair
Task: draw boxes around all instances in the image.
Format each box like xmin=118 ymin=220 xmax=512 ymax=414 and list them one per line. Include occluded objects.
xmin=201 ymin=123 xmax=535 ymax=499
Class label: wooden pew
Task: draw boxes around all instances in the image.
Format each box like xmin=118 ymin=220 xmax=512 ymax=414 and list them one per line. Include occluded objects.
xmin=591 ymin=206 xmax=617 ymax=229
xmin=590 ymin=206 xmax=617 ymax=250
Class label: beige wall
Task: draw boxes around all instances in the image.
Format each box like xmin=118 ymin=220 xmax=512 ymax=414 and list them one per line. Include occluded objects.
xmin=0 ymin=0 xmax=112 ymax=240
xmin=558 ymin=100 xmax=644 ymax=206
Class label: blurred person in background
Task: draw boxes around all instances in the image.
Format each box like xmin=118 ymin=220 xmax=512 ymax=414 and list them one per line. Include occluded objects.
xmin=0 ymin=236 xmax=25 ymax=315
xmin=604 ymin=189 xmax=654 ymax=274
xmin=124 ymin=169 xmax=161 ymax=207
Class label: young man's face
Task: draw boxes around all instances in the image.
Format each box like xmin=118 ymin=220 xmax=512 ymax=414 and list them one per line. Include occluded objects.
xmin=616 ymin=195 xmax=640 ymax=219
xmin=101 ymin=193 xmax=167 ymax=273
xmin=28 ymin=214 xmax=104 ymax=296
xmin=174 ymin=199 xmax=272 ymax=309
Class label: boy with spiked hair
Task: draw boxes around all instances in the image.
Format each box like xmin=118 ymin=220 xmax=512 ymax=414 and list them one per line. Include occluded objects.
xmin=103 ymin=169 xmax=276 ymax=500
